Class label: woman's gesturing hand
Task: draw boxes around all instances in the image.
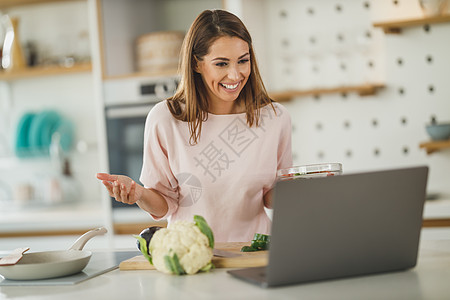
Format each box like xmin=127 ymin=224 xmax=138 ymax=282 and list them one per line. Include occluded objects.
xmin=96 ymin=173 xmax=143 ymax=205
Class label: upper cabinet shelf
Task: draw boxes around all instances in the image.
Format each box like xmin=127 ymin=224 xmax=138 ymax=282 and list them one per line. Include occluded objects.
xmin=269 ymin=83 xmax=385 ymax=102
xmin=373 ymin=14 xmax=450 ymax=34
xmin=0 ymin=0 xmax=92 ymax=81
xmin=0 ymin=63 xmax=92 ymax=81
xmin=0 ymin=0 xmax=67 ymax=9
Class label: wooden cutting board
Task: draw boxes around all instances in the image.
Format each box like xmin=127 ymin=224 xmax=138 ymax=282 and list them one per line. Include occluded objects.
xmin=119 ymin=242 xmax=268 ymax=270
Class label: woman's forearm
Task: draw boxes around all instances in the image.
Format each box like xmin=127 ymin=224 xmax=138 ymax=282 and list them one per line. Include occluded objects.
xmin=136 ymin=188 xmax=169 ymax=218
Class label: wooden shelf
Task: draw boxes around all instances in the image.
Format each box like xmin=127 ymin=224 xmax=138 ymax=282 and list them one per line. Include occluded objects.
xmin=269 ymin=83 xmax=385 ymax=102
xmin=0 ymin=63 xmax=92 ymax=81
xmin=373 ymin=14 xmax=450 ymax=34
xmin=420 ymin=140 xmax=450 ymax=154
xmin=0 ymin=0 xmax=70 ymax=9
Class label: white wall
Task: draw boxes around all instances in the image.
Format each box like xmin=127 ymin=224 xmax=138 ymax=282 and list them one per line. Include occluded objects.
xmin=235 ymin=0 xmax=450 ymax=197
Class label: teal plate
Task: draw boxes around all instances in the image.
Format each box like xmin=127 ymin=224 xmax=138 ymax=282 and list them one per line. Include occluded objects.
xmin=15 ymin=112 xmax=36 ymax=157
xmin=54 ymin=118 xmax=74 ymax=152
xmin=40 ymin=112 xmax=62 ymax=150
xmin=28 ymin=110 xmax=61 ymax=155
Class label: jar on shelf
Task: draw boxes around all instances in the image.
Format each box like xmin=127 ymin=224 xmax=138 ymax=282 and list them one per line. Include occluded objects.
xmin=1 ymin=16 xmax=27 ymax=71
xmin=136 ymin=31 xmax=184 ymax=73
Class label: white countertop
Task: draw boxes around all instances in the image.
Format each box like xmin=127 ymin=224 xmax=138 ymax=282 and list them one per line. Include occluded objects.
xmin=0 ymin=229 xmax=450 ymax=299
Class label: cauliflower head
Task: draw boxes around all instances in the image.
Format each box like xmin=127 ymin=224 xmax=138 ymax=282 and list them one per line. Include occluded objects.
xmin=148 ymin=217 xmax=214 ymax=275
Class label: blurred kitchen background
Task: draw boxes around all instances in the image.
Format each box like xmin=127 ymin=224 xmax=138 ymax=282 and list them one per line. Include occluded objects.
xmin=1 ymin=0 xmax=450 ymax=238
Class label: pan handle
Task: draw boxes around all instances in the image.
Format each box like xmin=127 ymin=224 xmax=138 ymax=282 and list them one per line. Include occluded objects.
xmin=69 ymin=227 xmax=108 ymax=251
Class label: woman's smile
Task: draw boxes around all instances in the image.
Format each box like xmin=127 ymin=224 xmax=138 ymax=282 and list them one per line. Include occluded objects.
xmin=220 ymin=81 xmax=241 ymax=92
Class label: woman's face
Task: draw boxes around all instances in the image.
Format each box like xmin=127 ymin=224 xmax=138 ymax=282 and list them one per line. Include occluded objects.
xmin=196 ymin=36 xmax=251 ymax=114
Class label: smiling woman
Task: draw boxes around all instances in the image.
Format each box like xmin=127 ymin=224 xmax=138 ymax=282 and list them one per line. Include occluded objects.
xmin=97 ymin=9 xmax=293 ymax=243
xmin=167 ymin=9 xmax=274 ymax=145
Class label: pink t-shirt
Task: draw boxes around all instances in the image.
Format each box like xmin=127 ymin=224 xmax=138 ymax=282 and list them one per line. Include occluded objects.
xmin=140 ymin=100 xmax=292 ymax=242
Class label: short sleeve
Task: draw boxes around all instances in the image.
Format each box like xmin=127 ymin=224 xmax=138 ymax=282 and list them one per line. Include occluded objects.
xmin=139 ymin=102 xmax=179 ymax=220
xmin=276 ymin=104 xmax=293 ymax=170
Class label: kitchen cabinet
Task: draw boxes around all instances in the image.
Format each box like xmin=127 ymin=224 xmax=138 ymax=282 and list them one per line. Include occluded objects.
xmin=1 ymin=0 xmax=227 ymax=235
xmin=0 ymin=0 xmax=109 ymax=236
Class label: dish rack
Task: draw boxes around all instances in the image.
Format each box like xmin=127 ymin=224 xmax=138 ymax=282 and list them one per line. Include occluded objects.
xmin=14 ymin=110 xmax=74 ymax=158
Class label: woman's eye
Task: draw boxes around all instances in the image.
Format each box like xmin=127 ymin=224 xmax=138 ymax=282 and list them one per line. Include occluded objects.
xmin=239 ymin=59 xmax=250 ymax=64
xmin=215 ymin=62 xmax=227 ymax=67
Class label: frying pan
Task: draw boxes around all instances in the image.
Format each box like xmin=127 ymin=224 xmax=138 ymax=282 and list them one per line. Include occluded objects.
xmin=0 ymin=227 xmax=107 ymax=280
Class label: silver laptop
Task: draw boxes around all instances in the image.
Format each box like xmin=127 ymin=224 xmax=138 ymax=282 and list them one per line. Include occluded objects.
xmin=228 ymin=166 xmax=428 ymax=287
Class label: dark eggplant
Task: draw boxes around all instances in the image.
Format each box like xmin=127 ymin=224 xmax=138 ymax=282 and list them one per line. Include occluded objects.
xmin=136 ymin=226 xmax=162 ymax=254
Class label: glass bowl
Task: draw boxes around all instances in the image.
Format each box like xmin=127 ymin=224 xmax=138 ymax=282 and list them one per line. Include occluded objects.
xmin=277 ymin=163 xmax=343 ymax=181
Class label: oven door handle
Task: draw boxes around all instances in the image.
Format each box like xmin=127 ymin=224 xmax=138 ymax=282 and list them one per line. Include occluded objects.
xmin=105 ymin=105 xmax=152 ymax=119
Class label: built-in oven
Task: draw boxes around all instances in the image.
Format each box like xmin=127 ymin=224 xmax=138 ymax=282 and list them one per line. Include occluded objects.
xmin=103 ymin=76 xmax=177 ymax=208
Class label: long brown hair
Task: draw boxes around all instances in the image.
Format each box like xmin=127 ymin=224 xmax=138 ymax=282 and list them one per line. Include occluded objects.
xmin=167 ymin=9 xmax=274 ymax=145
